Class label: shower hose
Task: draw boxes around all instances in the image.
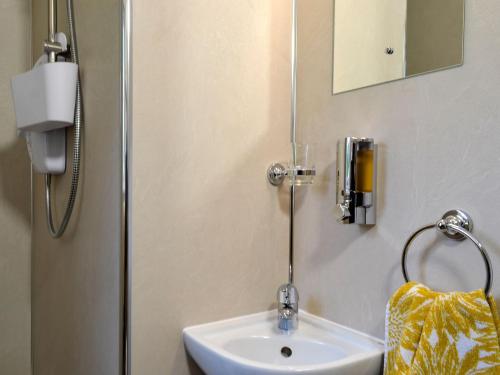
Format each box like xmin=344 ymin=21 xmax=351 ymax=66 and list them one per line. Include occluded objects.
xmin=45 ymin=0 xmax=82 ymax=238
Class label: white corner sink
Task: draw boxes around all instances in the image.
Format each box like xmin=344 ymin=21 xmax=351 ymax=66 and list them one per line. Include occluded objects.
xmin=183 ymin=310 xmax=384 ymax=375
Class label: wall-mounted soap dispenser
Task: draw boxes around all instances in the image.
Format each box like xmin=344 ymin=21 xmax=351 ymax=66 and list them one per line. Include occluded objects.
xmin=336 ymin=137 xmax=377 ymax=225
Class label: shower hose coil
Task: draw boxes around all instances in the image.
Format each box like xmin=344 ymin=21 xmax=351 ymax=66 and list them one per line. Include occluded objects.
xmin=45 ymin=0 xmax=82 ymax=238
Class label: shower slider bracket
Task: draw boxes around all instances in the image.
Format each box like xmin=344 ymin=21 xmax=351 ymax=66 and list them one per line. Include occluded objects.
xmin=44 ymin=32 xmax=70 ymax=61
xmin=44 ymin=40 xmax=65 ymax=56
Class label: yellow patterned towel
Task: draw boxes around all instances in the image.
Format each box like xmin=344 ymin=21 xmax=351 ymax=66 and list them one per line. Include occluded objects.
xmin=384 ymin=282 xmax=500 ymax=374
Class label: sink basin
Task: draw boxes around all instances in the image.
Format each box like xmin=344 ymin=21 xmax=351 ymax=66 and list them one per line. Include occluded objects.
xmin=183 ymin=310 xmax=384 ymax=375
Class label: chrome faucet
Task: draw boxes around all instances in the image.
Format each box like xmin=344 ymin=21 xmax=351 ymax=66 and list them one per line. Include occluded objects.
xmin=277 ymin=283 xmax=299 ymax=331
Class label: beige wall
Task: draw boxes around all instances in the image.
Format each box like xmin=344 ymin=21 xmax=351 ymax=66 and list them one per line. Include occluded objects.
xmin=131 ymin=1 xmax=292 ymax=373
xmin=31 ymin=1 xmax=123 ymax=374
xmin=296 ymin=0 xmax=500 ymax=338
xmin=0 ymin=1 xmax=32 ymax=374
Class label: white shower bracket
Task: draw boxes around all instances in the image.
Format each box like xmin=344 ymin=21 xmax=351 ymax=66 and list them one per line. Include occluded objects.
xmin=11 ymin=32 xmax=78 ymax=175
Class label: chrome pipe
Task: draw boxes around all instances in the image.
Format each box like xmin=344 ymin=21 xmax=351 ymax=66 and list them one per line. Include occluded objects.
xmin=48 ymin=0 xmax=57 ymax=62
xmin=276 ymin=0 xmax=301 ymax=330
xmin=289 ymin=0 xmax=298 ymax=284
xmin=290 ymin=0 xmax=297 ymax=146
xmin=289 ymin=184 xmax=295 ymax=284
xmin=121 ymin=0 xmax=132 ymax=372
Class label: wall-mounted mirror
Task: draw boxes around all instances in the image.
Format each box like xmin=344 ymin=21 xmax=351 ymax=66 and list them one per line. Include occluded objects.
xmin=333 ymin=0 xmax=465 ymax=94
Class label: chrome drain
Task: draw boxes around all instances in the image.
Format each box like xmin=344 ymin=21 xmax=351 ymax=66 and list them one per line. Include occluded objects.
xmin=281 ymin=346 xmax=292 ymax=358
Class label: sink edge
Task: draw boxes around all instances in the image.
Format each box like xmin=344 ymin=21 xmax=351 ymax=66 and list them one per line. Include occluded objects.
xmin=183 ymin=310 xmax=384 ymax=374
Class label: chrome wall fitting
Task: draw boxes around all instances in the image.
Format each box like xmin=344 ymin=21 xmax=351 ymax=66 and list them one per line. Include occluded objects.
xmin=267 ymin=163 xmax=287 ymax=186
xmin=437 ymin=209 xmax=473 ymax=240
xmin=336 ymin=137 xmax=377 ymax=225
xmin=266 ymin=163 xmax=316 ymax=186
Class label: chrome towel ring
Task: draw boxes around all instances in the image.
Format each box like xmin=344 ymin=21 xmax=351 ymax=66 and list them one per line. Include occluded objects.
xmin=402 ymin=209 xmax=493 ymax=296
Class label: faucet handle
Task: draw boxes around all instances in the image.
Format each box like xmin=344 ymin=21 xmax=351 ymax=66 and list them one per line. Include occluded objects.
xmin=337 ymin=201 xmax=351 ymax=223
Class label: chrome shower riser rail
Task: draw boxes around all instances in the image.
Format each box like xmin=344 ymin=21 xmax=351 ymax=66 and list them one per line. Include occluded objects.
xmin=48 ymin=0 xmax=57 ymax=62
xmin=45 ymin=0 xmax=83 ymax=238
